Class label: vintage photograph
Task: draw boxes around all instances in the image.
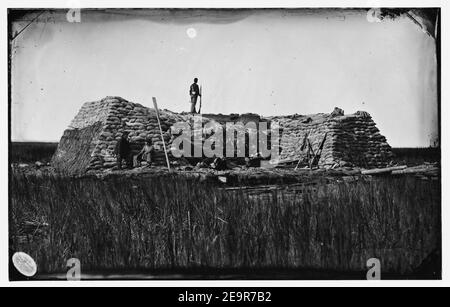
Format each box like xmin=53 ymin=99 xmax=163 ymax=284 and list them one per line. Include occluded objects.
xmin=8 ymin=7 xmax=441 ymax=281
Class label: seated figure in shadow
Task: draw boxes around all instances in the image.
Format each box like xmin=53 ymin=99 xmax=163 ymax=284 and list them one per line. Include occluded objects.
xmin=134 ymin=139 xmax=155 ymax=167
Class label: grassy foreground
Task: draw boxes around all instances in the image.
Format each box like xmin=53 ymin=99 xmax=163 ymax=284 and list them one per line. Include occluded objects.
xmin=9 ymin=170 xmax=441 ymax=278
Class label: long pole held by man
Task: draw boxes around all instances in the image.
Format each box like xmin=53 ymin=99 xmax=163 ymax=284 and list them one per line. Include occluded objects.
xmin=199 ymin=85 xmax=202 ymax=114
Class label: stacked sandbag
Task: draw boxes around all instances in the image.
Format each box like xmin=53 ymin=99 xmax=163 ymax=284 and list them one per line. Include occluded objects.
xmin=169 ymin=114 xmax=214 ymax=158
xmin=54 ymin=98 xmax=393 ymax=173
xmin=270 ymin=109 xmax=393 ymax=168
xmin=269 ymin=113 xmax=331 ymax=165
xmin=51 ymin=122 xmax=104 ymax=174
xmin=87 ymin=97 xmax=185 ymax=171
xmin=52 ymin=98 xmax=114 ymax=174
xmin=68 ymin=99 xmax=111 ymax=129
xmin=53 ymin=96 xmax=185 ymax=173
xmin=326 ymin=112 xmax=393 ymax=168
xmin=170 ymin=114 xmax=266 ymax=159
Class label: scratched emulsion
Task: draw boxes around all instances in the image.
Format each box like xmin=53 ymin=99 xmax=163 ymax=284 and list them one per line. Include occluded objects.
xmin=10 ymin=8 xmax=438 ymax=147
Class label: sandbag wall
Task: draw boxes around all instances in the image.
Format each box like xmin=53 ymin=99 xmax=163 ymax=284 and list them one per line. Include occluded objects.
xmin=272 ymin=114 xmax=337 ymax=167
xmin=272 ymin=112 xmax=393 ymax=168
xmin=170 ymin=114 xmax=270 ymax=160
xmin=51 ymin=122 xmax=104 ymax=174
xmin=53 ymin=97 xmax=185 ymax=173
xmin=328 ymin=114 xmax=393 ymax=168
xmin=88 ymin=97 xmax=184 ymax=171
xmin=52 ymin=99 xmax=111 ymax=173
xmin=53 ymin=97 xmax=394 ymax=173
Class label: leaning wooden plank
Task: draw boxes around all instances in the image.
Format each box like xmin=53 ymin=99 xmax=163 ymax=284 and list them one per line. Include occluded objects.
xmin=152 ymin=97 xmax=171 ymax=171
xmin=361 ymin=165 xmax=407 ymax=175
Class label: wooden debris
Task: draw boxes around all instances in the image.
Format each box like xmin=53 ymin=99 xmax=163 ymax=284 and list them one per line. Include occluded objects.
xmin=361 ymin=165 xmax=407 ymax=175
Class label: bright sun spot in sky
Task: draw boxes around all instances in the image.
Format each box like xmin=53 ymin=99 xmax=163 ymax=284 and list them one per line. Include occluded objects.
xmin=186 ymin=27 xmax=197 ymax=38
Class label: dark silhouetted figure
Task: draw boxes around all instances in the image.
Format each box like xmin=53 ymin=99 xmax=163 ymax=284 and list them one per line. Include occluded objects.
xmin=115 ymin=132 xmax=132 ymax=169
xmin=134 ymin=139 xmax=155 ymax=167
xmin=189 ymin=78 xmax=201 ymax=114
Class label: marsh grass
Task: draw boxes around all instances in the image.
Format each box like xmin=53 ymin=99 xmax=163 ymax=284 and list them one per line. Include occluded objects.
xmin=9 ymin=171 xmax=440 ymax=277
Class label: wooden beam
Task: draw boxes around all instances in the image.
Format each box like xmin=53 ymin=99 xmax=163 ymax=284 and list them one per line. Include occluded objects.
xmin=152 ymin=97 xmax=171 ymax=171
xmin=361 ymin=165 xmax=407 ymax=175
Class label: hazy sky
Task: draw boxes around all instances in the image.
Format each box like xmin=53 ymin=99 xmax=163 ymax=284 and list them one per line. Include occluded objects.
xmin=11 ymin=9 xmax=438 ymax=146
